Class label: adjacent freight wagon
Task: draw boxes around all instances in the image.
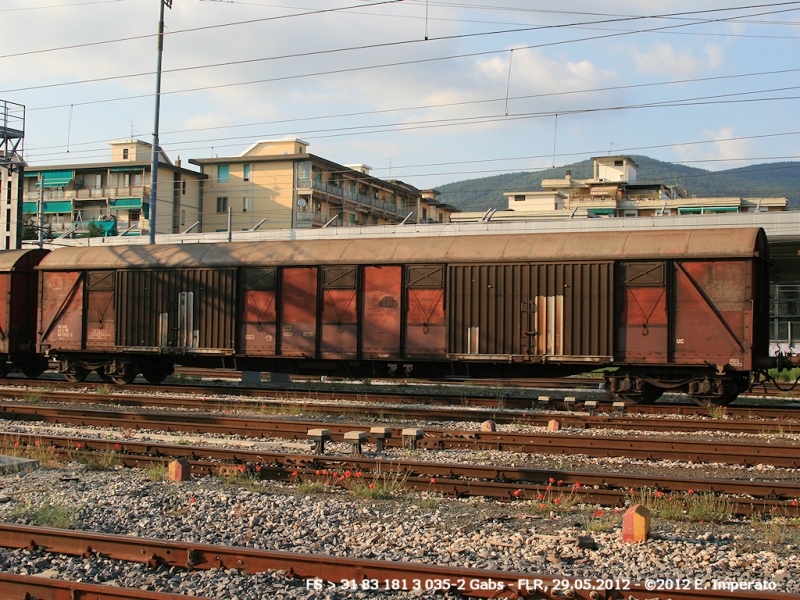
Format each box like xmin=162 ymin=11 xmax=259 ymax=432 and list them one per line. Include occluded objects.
xmin=0 ymin=249 xmax=49 ymax=378
xmin=33 ymin=227 xmax=774 ymax=405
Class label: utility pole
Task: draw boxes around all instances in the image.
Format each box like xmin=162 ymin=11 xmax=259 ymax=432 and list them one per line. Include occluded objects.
xmin=37 ymin=174 xmax=44 ymax=248
xmin=149 ymin=0 xmax=172 ymax=244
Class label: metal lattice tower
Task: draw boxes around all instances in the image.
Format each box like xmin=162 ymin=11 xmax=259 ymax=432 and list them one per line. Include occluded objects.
xmin=0 ymin=100 xmax=24 ymax=166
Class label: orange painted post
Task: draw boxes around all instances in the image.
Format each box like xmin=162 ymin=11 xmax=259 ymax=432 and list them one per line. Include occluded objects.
xmin=622 ymin=504 xmax=651 ymax=542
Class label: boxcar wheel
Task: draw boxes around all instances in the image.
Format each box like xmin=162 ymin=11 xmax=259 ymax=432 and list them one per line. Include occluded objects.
xmin=95 ymin=368 xmax=114 ymax=383
xmin=64 ymin=366 xmax=90 ymax=383
xmin=110 ymin=363 xmax=138 ymax=385
xmin=21 ymin=359 xmax=46 ymax=379
xmin=617 ymin=383 xmax=663 ymax=405
xmin=142 ymin=367 xmax=173 ymax=384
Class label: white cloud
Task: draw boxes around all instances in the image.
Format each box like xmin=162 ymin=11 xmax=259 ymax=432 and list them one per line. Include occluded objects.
xmin=672 ymin=126 xmax=751 ymax=170
xmin=630 ymin=43 xmax=724 ymax=77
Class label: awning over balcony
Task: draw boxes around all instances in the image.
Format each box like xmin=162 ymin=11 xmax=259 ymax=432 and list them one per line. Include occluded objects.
xmin=110 ymin=166 xmax=145 ymax=172
xmin=588 ymin=208 xmax=615 ymax=215
xmin=22 ymin=201 xmax=73 ymax=214
xmin=38 ymin=171 xmax=74 ymax=188
xmin=678 ymin=206 xmax=739 ymax=214
xmin=109 ymin=198 xmax=143 ymax=209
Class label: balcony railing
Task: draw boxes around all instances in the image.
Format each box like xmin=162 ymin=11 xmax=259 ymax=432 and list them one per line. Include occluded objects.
xmin=24 ymin=186 xmax=149 ymax=201
xmin=307 ymin=180 xmax=406 ymax=217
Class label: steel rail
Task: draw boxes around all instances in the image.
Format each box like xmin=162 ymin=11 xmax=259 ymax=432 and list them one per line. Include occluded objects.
xmin=0 ymin=524 xmax=794 ymax=600
xmin=0 ymin=572 xmax=214 ymax=600
xmin=1 ymin=401 xmax=798 ymax=467
xmin=0 ymin=391 xmax=799 ymax=436
xmin=3 ymin=378 xmax=800 ymax=419
xmin=3 ymin=433 xmax=797 ymax=516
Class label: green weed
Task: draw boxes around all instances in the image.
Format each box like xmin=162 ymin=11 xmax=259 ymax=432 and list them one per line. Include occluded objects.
xmin=9 ymin=502 xmax=78 ymax=529
xmin=146 ymin=462 xmax=168 ymax=481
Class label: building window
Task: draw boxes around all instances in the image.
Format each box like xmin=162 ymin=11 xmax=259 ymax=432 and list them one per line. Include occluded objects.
xmin=129 ymin=210 xmax=140 ymax=223
xmin=181 ymin=210 xmax=186 ymax=226
xmin=614 ymin=160 xmax=623 ymax=166
xmin=514 ymin=195 xmax=525 ymax=201
xmin=216 ymin=197 xmax=228 ymax=213
xmin=422 ymin=208 xmax=428 ymax=221
xmin=243 ymin=197 xmax=249 ymax=212
xmin=181 ymin=180 xmax=186 ymax=195
xmin=217 ymin=165 xmax=229 ymax=183
xmin=122 ymin=149 xmax=129 ymax=160
xmin=438 ymin=214 xmax=443 ymax=223
xmin=243 ymin=164 xmax=250 ymax=181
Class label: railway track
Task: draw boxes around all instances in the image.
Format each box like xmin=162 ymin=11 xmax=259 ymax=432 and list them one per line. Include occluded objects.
xmin=2 ymin=400 xmax=800 ymax=467
xmin=0 ymin=524 xmax=794 ymax=600
xmin=2 ymin=385 xmax=800 ymax=433
xmin=5 ymin=375 xmax=800 ymax=419
xmin=3 ymin=431 xmax=798 ymax=515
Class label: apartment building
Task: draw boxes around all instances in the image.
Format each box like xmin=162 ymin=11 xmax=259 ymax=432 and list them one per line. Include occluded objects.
xmin=452 ymin=155 xmax=787 ymax=223
xmin=22 ymin=140 xmax=205 ymax=237
xmin=189 ymin=139 xmax=457 ymax=231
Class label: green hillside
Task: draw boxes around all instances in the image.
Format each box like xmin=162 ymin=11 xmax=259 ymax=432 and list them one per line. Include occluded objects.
xmin=436 ymin=156 xmax=800 ymax=212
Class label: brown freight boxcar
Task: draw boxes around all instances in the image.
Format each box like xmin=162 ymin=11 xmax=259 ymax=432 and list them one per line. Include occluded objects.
xmin=0 ymin=249 xmax=49 ymax=377
xmin=34 ymin=227 xmax=774 ymax=405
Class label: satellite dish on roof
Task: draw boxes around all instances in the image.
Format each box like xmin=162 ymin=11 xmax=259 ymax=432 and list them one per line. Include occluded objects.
xmin=297 ymin=198 xmax=308 ymax=208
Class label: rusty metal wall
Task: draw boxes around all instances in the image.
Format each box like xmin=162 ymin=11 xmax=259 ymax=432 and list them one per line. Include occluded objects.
xmin=85 ymin=271 xmax=115 ymax=350
xmin=279 ymin=267 xmax=317 ymax=357
xmin=240 ymin=268 xmax=277 ymax=356
xmin=320 ymin=266 xmax=358 ymax=359
xmin=673 ymin=260 xmax=752 ymax=368
xmin=448 ymin=262 xmax=613 ymax=358
xmin=116 ymin=269 xmax=236 ymax=351
xmin=405 ymin=265 xmax=446 ymax=357
xmin=39 ymin=271 xmax=84 ymax=351
xmin=362 ymin=266 xmax=402 ymax=359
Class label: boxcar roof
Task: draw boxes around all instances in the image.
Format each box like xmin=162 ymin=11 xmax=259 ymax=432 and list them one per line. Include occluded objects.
xmin=0 ymin=249 xmax=49 ymax=272
xmin=36 ymin=228 xmax=768 ymax=270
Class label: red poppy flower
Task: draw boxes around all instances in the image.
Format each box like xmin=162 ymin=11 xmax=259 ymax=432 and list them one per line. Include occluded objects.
xmin=546 ymin=486 xmax=552 ymax=491
xmin=549 ymin=477 xmax=555 ymax=483
xmin=687 ymin=489 xmax=694 ymax=495
xmin=513 ymin=489 xmax=521 ymax=497
xmin=369 ymin=483 xmax=375 ymax=489
xmin=75 ymin=443 xmax=82 ymax=450
xmin=537 ymin=493 xmax=544 ymax=500
xmin=430 ymin=477 xmax=436 ymax=485
xmin=255 ymin=465 xmax=261 ymax=472
xmin=345 ymin=470 xmax=352 ymax=478
xmin=539 ymin=503 xmax=546 ymax=509
xmin=114 ymin=444 xmax=121 ymax=451
xmin=355 ymin=471 xmax=363 ymax=477
xmin=557 ymin=480 xmax=563 ymax=485
xmin=574 ymin=482 xmax=581 ymax=489
xmin=554 ymin=498 xmax=560 ymax=505
xmin=792 ymin=500 xmax=798 ymax=507
xmin=291 ymin=471 xmax=298 ymax=477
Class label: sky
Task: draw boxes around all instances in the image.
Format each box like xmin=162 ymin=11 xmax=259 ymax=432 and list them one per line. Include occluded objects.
xmin=3 ymin=0 xmax=800 ymax=192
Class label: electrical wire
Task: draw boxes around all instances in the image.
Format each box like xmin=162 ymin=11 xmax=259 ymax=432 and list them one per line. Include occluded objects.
xmin=15 ymin=3 xmax=800 ymax=109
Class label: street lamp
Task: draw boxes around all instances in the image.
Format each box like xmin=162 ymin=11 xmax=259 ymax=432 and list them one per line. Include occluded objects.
xmin=149 ymin=0 xmax=172 ymax=244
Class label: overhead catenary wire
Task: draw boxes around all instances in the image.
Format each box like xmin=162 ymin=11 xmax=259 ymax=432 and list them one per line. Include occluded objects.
xmin=13 ymin=3 xmax=800 ymax=107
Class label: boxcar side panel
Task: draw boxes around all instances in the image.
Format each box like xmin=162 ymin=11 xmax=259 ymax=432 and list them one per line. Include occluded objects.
xmin=0 ymin=274 xmax=10 ymax=355
xmin=320 ymin=266 xmax=358 ymax=360
xmin=39 ymin=271 xmax=84 ymax=350
xmin=362 ymin=266 xmax=402 ymax=359
xmin=85 ymin=271 xmax=115 ymax=349
xmin=279 ymin=267 xmax=318 ymax=357
xmin=673 ymin=260 xmax=752 ymax=368
xmin=405 ymin=265 xmax=446 ymax=357
xmin=240 ymin=268 xmax=277 ymax=356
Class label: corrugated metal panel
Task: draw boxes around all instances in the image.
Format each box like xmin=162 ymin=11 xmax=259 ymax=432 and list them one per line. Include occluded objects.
xmin=448 ymin=262 xmax=612 ymax=359
xmin=35 ymin=228 xmax=767 ymax=271
xmin=116 ymin=269 xmax=235 ymax=351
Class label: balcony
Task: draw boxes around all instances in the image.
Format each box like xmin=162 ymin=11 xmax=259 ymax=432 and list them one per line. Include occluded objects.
xmin=24 ymin=186 xmax=149 ymax=202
